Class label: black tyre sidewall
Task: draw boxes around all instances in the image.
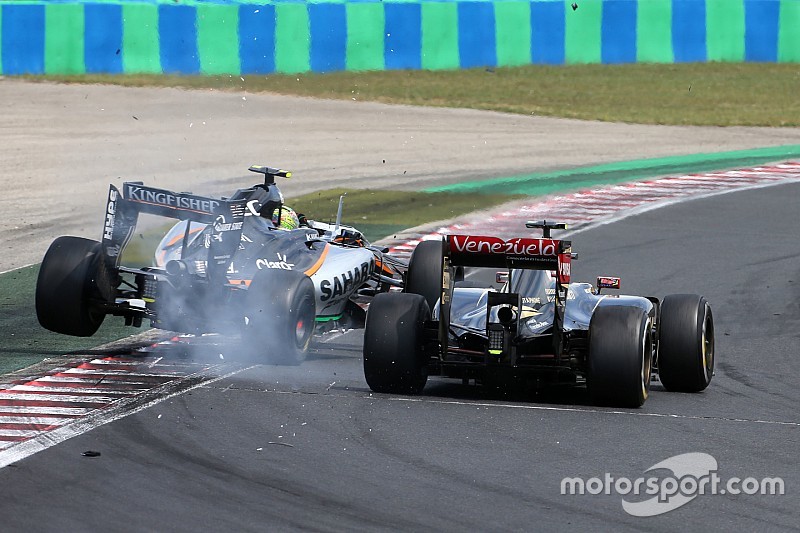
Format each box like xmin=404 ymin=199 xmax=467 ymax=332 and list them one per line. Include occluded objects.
xmin=658 ymin=294 xmax=714 ymax=392
xmin=588 ymin=306 xmax=651 ymax=408
xmin=363 ymin=292 xmax=430 ymax=394
xmin=36 ymin=236 xmax=106 ymax=337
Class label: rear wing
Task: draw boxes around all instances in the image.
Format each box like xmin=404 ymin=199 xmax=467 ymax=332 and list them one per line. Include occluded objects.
xmin=433 ymin=232 xmax=573 ymax=357
xmin=101 ymin=183 xmax=246 ymax=283
xmin=446 ymin=235 xmax=572 ymax=284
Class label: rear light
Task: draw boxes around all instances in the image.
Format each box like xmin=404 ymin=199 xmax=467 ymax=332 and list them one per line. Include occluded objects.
xmin=137 ymin=273 xmax=158 ymax=302
xmin=488 ymin=324 xmax=505 ymax=355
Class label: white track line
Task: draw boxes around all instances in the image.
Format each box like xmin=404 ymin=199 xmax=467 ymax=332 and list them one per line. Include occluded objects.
xmin=385 ymin=396 xmax=800 ymax=428
xmin=0 ymin=263 xmax=35 ymax=276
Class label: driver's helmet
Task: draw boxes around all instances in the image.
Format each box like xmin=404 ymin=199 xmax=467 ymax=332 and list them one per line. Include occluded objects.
xmin=272 ymin=205 xmax=300 ymax=230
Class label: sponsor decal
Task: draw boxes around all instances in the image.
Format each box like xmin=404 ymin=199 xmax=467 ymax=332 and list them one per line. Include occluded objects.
xmin=203 ymin=233 xmax=224 ymax=248
xmin=527 ymin=319 xmax=551 ymax=330
xmin=213 ymin=214 xmax=243 ymax=233
xmin=544 ymin=287 xmax=574 ymax=301
xmin=522 ymin=297 xmax=542 ymax=305
xmin=246 ymin=200 xmax=261 ymax=217
xmin=103 ymin=188 xmax=117 ymax=241
xmin=320 ymin=261 xmax=373 ymax=302
xmin=558 ymin=253 xmax=571 ymax=284
xmin=105 ymin=244 xmax=121 ymax=258
xmin=124 ymin=184 xmax=220 ymax=214
xmin=567 ymin=288 xmax=576 ymax=300
xmin=449 ymin=235 xmax=559 ymax=257
xmin=256 ymin=253 xmax=295 ymax=271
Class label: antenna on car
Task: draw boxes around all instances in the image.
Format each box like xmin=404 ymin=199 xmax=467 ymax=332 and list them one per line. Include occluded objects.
xmin=333 ymin=193 xmax=346 ymax=237
xmin=248 ymin=165 xmax=292 ymax=186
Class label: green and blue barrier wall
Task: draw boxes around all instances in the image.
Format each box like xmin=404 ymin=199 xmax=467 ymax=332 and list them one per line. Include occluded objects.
xmin=1 ymin=0 xmax=799 ymax=75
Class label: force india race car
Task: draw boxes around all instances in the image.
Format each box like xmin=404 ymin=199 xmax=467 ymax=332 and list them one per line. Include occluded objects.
xmin=362 ymin=221 xmax=715 ymax=407
xmin=35 ymin=166 xmax=404 ymax=364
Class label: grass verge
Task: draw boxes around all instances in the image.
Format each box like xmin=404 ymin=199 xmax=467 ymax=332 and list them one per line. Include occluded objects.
xmin=285 ymin=188 xmax=524 ymax=241
xmin=23 ymin=63 xmax=800 ymax=127
xmin=0 ymin=265 xmax=140 ymax=375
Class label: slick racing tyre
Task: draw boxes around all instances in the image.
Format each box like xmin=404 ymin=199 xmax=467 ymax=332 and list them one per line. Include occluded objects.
xmin=243 ymin=269 xmax=316 ymax=365
xmin=363 ymin=293 xmax=430 ymax=394
xmin=36 ymin=236 xmax=108 ymax=337
xmin=658 ymin=294 xmax=714 ymax=392
xmin=405 ymin=239 xmax=444 ymax=312
xmin=588 ymin=306 xmax=653 ymax=408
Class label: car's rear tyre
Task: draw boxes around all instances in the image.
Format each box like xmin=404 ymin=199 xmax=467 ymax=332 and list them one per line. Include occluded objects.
xmin=658 ymin=294 xmax=714 ymax=392
xmin=363 ymin=292 xmax=430 ymax=394
xmin=588 ymin=306 xmax=652 ymax=408
xmin=243 ymin=269 xmax=316 ymax=365
xmin=36 ymin=236 xmax=109 ymax=337
xmin=405 ymin=239 xmax=444 ymax=312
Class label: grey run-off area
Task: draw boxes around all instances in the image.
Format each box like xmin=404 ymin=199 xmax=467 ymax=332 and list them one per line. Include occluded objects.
xmin=2 ymin=79 xmax=800 ymax=272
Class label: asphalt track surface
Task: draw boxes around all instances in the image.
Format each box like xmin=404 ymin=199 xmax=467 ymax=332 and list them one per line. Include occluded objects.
xmin=1 ymin=182 xmax=797 ymax=532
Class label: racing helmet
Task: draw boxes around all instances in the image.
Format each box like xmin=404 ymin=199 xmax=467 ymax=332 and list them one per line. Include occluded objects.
xmin=272 ymin=205 xmax=300 ymax=230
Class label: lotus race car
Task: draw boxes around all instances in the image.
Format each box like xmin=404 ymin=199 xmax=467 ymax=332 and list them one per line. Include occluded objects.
xmin=362 ymin=221 xmax=715 ymax=407
xmin=36 ymin=166 xmax=404 ymax=364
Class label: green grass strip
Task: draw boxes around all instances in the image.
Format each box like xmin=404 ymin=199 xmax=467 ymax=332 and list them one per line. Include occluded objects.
xmin=285 ymin=188 xmax=524 ymax=242
xmin=706 ymin=0 xmax=745 ymax=62
xmin=122 ymin=4 xmax=161 ymax=74
xmin=275 ymin=3 xmax=310 ymax=74
xmin=346 ymin=3 xmax=385 ymax=71
xmin=45 ymin=3 xmax=85 ymax=75
xmin=637 ymin=0 xmax=673 ymax=63
xmin=494 ymin=1 xmax=531 ymax=67
xmin=197 ymin=5 xmax=240 ymax=75
xmin=0 ymin=265 xmax=134 ymax=375
xmin=778 ymin=0 xmax=800 ymax=62
xmin=424 ymin=144 xmax=800 ymax=195
xmin=421 ymin=2 xmax=459 ymax=70
xmin=565 ymin=0 xmax=601 ymax=64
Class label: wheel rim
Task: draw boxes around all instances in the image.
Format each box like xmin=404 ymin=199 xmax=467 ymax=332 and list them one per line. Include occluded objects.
xmin=294 ymin=318 xmax=310 ymax=347
xmin=641 ymin=319 xmax=653 ymax=400
xmin=701 ymin=306 xmax=714 ymax=379
xmin=293 ymin=295 xmax=315 ymax=350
